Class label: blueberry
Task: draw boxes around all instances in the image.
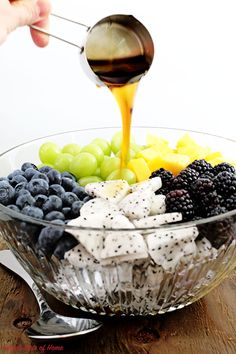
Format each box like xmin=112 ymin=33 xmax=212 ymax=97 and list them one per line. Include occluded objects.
xmin=9 ymin=174 xmax=27 ymax=187
xmin=61 ymin=172 xmax=76 ymax=181
xmin=36 ymin=226 xmax=64 ymax=255
xmin=47 ymin=169 xmax=62 ymax=185
xmin=61 ymin=177 xmax=76 ymax=191
xmin=27 ymin=178 xmax=49 ymax=196
xmin=72 ymin=186 xmax=88 ymax=200
xmin=62 ymin=192 xmax=79 ymax=207
xmin=52 ymin=219 xmax=65 ymax=225
xmin=22 ymin=205 xmax=44 ymax=219
xmin=0 ymin=177 xmax=8 ymax=182
xmin=39 ymin=165 xmax=53 ymax=174
xmin=71 ymin=200 xmax=84 ymax=218
xmin=31 ymin=172 xmax=49 ymax=183
xmin=15 ymin=182 xmax=28 ymax=197
xmin=7 ymin=204 xmax=20 ymax=212
xmin=16 ymin=191 xmax=35 ymax=208
xmin=49 ymin=184 xmax=65 ymax=198
xmin=34 ymin=194 xmax=48 ymax=208
xmin=0 ymin=181 xmax=15 ymax=206
xmin=83 ymin=195 xmax=92 ymax=203
xmin=62 ymin=207 xmax=72 ymax=218
xmin=21 ymin=162 xmax=38 ymax=172
xmin=53 ymin=233 xmax=78 ymax=260
xmin=19 ymin=222 xmax=41 ymax=246
xmin=45 ymin=211 xmax=65 ymax=221
xmin=8 ymin=170 xmax=24 ymax=181
xmin=42 ymin=195 xmax=62 ymax=213
xmin=24 ymin=167 xmax=39 ymax=181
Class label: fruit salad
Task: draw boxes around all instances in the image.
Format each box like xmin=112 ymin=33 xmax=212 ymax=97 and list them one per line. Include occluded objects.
xmin=0 ymin=130 xmax=235 ymax=314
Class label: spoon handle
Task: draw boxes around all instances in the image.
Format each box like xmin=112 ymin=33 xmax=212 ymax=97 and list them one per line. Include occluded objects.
xmin=0 ymin=250 xmax=49 ymax=312
xmin=0 ymin=250 xmax=105 ymax=322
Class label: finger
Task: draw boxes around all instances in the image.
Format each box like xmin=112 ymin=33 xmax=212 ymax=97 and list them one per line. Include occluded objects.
xmin=30 ymin=0 xmax=51 ymax=47
xmin=10 ymin=0 xmax=41 ymax=29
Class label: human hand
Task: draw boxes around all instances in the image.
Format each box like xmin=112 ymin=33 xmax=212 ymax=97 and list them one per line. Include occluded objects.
xmin=0 ymin=0 xmax=51 ymax=47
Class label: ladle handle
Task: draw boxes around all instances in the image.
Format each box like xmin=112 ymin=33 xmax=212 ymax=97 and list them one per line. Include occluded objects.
xmin=0 ymin=250 xmax=47 ymax=311
xmin=30 ymin=13 xmax=90 ymax=50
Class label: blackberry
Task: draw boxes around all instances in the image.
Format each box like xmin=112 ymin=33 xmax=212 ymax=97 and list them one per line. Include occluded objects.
xmin=150 ymin=168 xmax=174 ymax=194
xmin=172 ymin=168 xmax=199 ymax=191
xmin=214 ymin=162 xmax=235 ymax=175
xmin=190 ymin=178 xmax=215 ymax=200
xmin=166 ymin=189 xmax=195 ymax=221
xmin=187 ymin=159 xmax=213 ymax=175
xmin=214 ymin=171 xmax=236 ymax=197
xmin=206 ymin=205 xmax=227 ymax=217
xmin=198 ymin=191 xmax=222 ymax=217
xmin=199 ymin=215 xmax=234 ymax=249
xmin=222 ymin=194 xmax=236 ymax=211
xmin=199 ymin=171 xmax=215 ymax=180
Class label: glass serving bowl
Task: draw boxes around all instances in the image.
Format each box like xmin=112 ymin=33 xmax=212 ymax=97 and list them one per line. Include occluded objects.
xmin=0 ymin=127 xmax=235 ymax=316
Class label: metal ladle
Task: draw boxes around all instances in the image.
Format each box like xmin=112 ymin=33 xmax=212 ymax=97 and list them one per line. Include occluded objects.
xmin=31 ymin=13 xmax=154 ymax=86
xmin=0 ymin=250 xmax=102 ymax=340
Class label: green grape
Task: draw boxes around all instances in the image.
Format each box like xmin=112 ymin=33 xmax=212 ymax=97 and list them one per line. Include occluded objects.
xmin=39 ymin=142 xmax=60 ymax=164
xmin=54 ymin=153 xmax=73 ymax=172
xmin=111 ymin=131 xmax=122 ymax=154
xmin=100 ymin=157 xmax=121 ymax=180
xmin=130 ymin=143 xmax=143 ymax=154
xmin=62 ymin=143 xmax=81 ymax=156
xmin=79 ymin=176 xmax=103 ymax=186
xmin=106 ymin=168 xmax=136 ymax=184
xmin=92 ymin=138 xmax=111 ymax=156
xmin=81 ymin=144 xmax=104 ymax=165
xmin=94 ymin=167 xmax=101 ymax=177
xmin=69 ymin=152 xmax=97 ymax=178
xmin=111 ymin=131 xmax=135 ymax=154
xmin=116 ymin=149 xmax=136 ymax=160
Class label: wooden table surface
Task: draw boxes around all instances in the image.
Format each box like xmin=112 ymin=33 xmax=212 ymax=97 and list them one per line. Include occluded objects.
xmin=0 ymin=238 xmax=235 ymax=354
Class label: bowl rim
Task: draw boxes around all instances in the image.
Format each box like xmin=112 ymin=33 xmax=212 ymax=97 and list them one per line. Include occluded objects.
xmin=0 ymin=125 xmax=235 ymax=231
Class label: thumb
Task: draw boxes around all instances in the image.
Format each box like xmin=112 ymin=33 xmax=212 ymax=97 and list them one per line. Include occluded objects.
xmin=9 ymin=0 xmax=41 ymax=29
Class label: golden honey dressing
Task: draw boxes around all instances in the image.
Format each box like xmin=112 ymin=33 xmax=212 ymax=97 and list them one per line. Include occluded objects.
xmin=109 ymin=82 xmax=138 ymax=168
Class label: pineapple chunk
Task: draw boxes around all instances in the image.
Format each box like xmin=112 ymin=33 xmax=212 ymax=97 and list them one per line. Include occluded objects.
xmin=176 ymin=133 xmax=197 ymax=149
xmin=228 ymin=160 xmax=236 ymax=168
xmin=128 ymin=158 xmax=151 ymax=182
xmin=205 ymin=151 xmax=223 ymax=162
xmin=208 ymin=157 xmax=225 ymax=166
xmin=151 ymin=144 xmax=173 ymax=155
xmin=137 ymin=147 xmax=162 ymax=162
xmin=146 ymin=133 xmax=169 ymax=147
xmin=148 ymin=153 xmax=191 ymax=176
xmin=177 ymin=145 xmax=211 ymax=161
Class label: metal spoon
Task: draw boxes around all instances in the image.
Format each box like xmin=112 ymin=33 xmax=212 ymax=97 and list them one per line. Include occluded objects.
xmin=31 ymin=13 xmax=154 ymax=86
xmin=0 ymin=250 xmax=102 ymax=340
